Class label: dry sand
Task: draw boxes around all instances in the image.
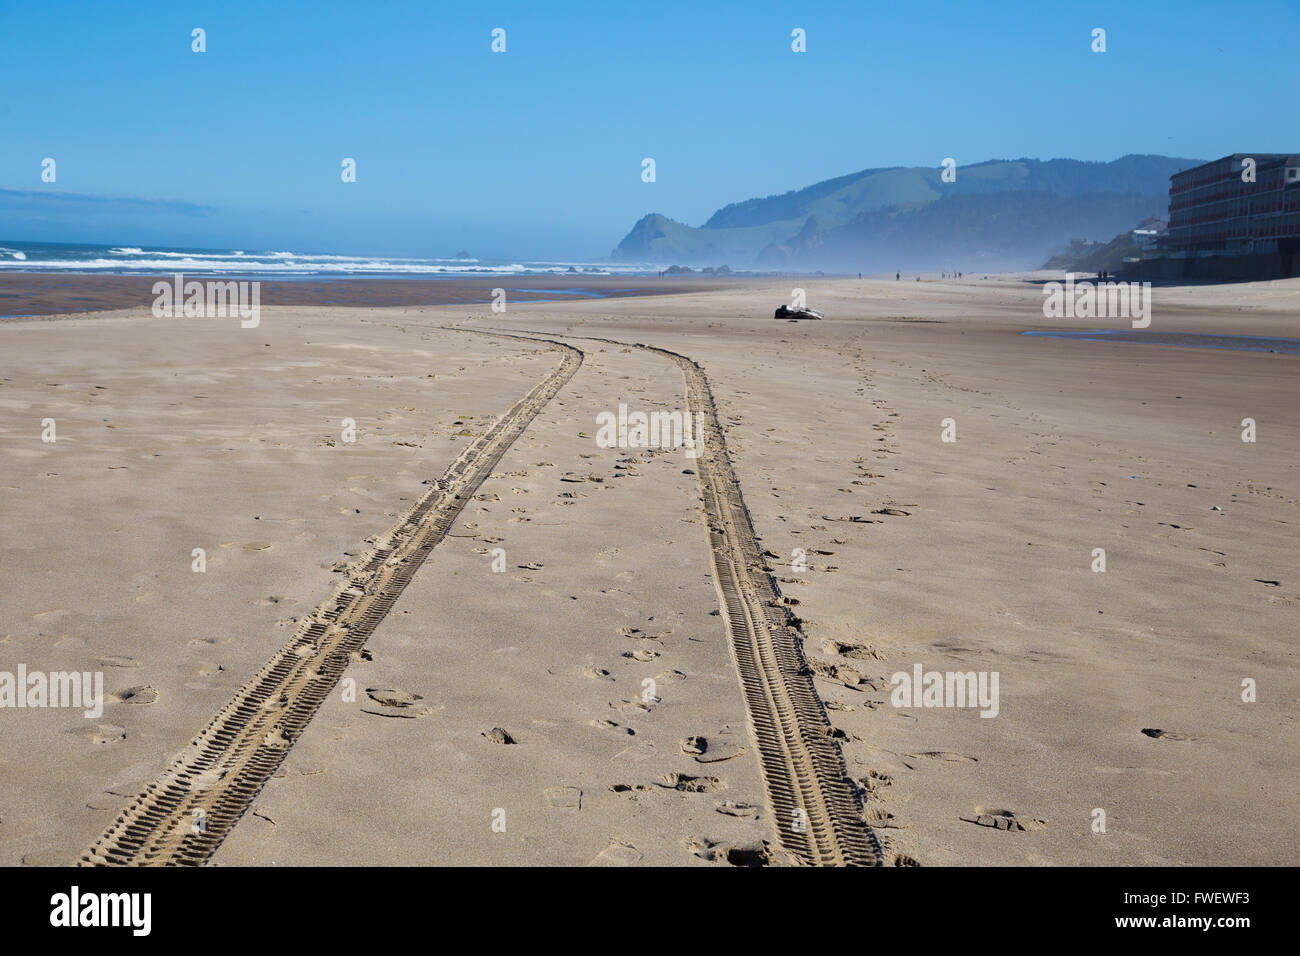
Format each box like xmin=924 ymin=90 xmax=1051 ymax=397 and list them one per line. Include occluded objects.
xmin=1 ymin=274 xmax=1296 ymax=865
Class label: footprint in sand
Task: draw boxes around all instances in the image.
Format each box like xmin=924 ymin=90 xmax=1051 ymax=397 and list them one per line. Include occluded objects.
xmin=107 ymin=685 xmax=158 ymax=705
xmin=609 ymin=783 xmax=653 ymax=797
xmin=71 ymin=724 xmax=127 ymax=745
xmin=583 ymin=667 xmax=614 ymax=682
xmin=590 ymin=719 xmax=635 ymax=736
xmin=591 ymin=841 xmax=642 ymax=866
xmin=622 ymin=649 xmax=660 ymax=662
xmin=863 ymin=807 xmax=899 ymax=826
xmin=543 ymin=786 xmax=582 ymax=812
xmin=682 ymin=837 xmax=774 ymax=867
xmin=242 ymin=541 xmax=273 ymax=551
xmin=615 ymin=698 xmax=655 ymax=715
xmin=658 ymin=773 xmax=725 ymax=793
xmin=694 ymin=737 xmax=748 ymax=764
xmin=361 ymin=687 xmax=434 ymax=719
xmin=824 ymin=639 xmax=882 ymax=661
xmin=97 ymin=656 xmax=140 ymax=669
xmin=858 ymin=771 xmax=893 ymax=802
xmin=619 ymin=626 xmax=672 ymax=642
xmin=805 ymin=658 xmax=873 ymax=691
xmin=715 ymin=801 xmax=759 ymax=819
xmin=482 ymin=727 xmax=517 ymax=745
xmin=1141 ymin=728 xmax=1193 ymax=741
xmin=959 ymin=807 xmax=1047 ymax=832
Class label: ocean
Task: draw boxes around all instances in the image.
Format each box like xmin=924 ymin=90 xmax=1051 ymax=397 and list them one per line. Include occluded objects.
xmin=0 ymin=239 xmax=656 ymax=278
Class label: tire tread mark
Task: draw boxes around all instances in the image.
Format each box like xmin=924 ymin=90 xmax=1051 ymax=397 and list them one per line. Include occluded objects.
xmin=499 ymin=328 xmax=881 ymax=867
xmin=80 ymin=333 xmax=582 ymax=866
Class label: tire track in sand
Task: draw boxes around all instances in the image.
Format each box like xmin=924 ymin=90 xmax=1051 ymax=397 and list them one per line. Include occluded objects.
xmin=498 ymin=328 xmax=881 ymax=867
xmin=80 ymin=333 xmax=582 ymax=866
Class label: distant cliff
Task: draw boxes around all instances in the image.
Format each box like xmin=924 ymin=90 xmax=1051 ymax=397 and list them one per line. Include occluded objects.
xmin=611 ymin=155 xmax=1199 ymax=272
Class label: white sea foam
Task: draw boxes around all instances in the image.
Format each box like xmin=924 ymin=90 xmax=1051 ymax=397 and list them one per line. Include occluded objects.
xmin=0 ymin=256 xmax=625 ymax=275
xmin=0 ymin=244 xmax=657 ymax=276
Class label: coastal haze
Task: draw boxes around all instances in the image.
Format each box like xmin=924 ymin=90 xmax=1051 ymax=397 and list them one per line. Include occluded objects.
xmin=1 ymin=0 xmax=1297 ymax=880
xmin=610 ymin=154 xmax=1199 ymax=271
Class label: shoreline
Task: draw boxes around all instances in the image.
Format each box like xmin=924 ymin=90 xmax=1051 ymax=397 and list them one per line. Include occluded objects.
xmin=8 ymin=268 xmax=1300 ymax=325
xmin=0 ymin=273 xmax=756 ymax=321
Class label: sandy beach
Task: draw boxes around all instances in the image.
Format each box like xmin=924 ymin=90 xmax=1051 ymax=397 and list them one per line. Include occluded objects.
xmin=1 ymin=275 xmax=1295 ymax=866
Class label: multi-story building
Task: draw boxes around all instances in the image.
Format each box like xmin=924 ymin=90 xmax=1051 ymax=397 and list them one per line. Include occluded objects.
xmin=1150 ymin=154 xmax=1300 ymax=279
xmin=1131 ymin=217 xmax=1167 ymax=251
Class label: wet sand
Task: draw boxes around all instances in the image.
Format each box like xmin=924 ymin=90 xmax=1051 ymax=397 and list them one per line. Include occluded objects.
xmin=0 ymin=272 xmax=743 ymax=320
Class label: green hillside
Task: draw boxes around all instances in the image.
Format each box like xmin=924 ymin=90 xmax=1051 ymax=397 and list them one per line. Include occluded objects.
xmin=610 ymin=155 xmax=1200 ymax=270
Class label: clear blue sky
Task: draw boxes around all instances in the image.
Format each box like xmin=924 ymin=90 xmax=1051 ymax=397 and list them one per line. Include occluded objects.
xmin=1 ymin=0 xmax=1295 ymax=258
